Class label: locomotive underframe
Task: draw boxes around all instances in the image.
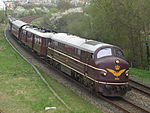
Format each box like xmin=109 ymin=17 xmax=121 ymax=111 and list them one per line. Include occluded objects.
xmin=98 ymin=84 xmax=130 ymax=97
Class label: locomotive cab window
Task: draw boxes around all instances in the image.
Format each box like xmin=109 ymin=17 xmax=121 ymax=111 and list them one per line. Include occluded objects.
xmin=114 ymin=48 xmax=124 ymax=58
xmin=97 ymin=48 xmax=112 ymax=58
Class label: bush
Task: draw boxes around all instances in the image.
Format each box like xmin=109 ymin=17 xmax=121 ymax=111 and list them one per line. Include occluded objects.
xmin=0 ymin=11 xmax=6 ymax=24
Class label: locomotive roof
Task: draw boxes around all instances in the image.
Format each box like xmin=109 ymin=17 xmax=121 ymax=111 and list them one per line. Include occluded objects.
xmin=22 ymin=25 xmax=54 ymax=38
xmin=12 ymin=20 xmax=28 ymax=28
xmin=51 ymin=33 xmax=112 ymax=53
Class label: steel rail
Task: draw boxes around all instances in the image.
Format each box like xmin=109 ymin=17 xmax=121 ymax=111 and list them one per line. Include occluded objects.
xmin=129 ymin=79 xmax=150 ymax=96
xmin=121 ymin=98 xmax=150 ymax=113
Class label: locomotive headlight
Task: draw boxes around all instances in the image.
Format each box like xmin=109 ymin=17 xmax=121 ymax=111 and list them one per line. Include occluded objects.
xmin=125 ymin=70 xmax=129 ymax=76
xmin=115 ymin=60 xmax=120 ymax=64
xmin=103 ymin=72 xmax=107 ymax=76
xmin=101 ymin=70 xmax=107 ymax=76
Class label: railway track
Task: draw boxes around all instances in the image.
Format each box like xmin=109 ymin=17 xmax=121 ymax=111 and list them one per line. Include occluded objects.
xmin=5 ymin=16 xmax=150 ymax=113
xmin=52 ymin=68 xmax=150 ymax=113
xmin=129 ymin=79 xmax=150 ymax=96
xmin=20 ymin=15 xmax=43 ymax=23
xmin=109 ymin=97 xmax=149 ymax=113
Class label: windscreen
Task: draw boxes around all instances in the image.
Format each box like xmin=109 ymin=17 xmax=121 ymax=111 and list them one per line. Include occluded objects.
xmin=97 ymin=48 xmax=112 ymax=58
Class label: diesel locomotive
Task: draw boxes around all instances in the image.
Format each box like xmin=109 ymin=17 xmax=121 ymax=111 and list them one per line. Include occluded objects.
xmin=8 ymin=17 xmax=131 ymax=97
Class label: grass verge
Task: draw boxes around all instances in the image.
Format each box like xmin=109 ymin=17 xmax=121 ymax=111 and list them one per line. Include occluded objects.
xmin=130 ymin=68 xmax=150 ymax=82
xmin=38 ymin=68 xmax=102 ymax=113
xmin=32 ymin=17 xmax=44 ymax=26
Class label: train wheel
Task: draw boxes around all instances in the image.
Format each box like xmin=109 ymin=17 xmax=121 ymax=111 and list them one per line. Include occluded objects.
xmin=90 ymin=82 xmax=95 ymax=92
xmin=83 ymin=77 xmax=89 ymax=87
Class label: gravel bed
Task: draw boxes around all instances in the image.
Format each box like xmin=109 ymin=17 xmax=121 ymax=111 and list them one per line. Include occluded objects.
xmin=124 ymin=90 xmax=150 ymax=111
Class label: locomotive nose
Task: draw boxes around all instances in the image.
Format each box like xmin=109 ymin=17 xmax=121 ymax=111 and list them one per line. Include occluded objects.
xmin=96 ymin=57 xmax=129 ymax=81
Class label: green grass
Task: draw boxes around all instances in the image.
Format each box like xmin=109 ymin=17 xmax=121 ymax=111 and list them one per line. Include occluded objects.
xmin=130 ymin=68 xmax=150 ymax=82
xmin=0 ymin=24 xmax=102 ymax=113
xmin=38 ymin=68 xmax=101 ymax=113
xmin=32 ymin=17 xmax=44 ymax=26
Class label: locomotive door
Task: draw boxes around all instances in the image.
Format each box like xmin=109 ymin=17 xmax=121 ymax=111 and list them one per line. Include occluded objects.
xmin=80 ymin=51 xmax=88 ymax=74
xmin=41 ymin=38 xmax=48 ymax=56
xmin=18 ymin=28 xmax=22 ymax=40
xmin=9 ymin=22 xmax=12 ymax=31
xmin=41 ymin=38 xmax=44 ymax=54
xmin=32 ymin=34 xmax=35 ymax=49
xmin=25 ymin=32 xmax=28 ymax=42
xmin=47 ymin=39 xmax=54 ymax=58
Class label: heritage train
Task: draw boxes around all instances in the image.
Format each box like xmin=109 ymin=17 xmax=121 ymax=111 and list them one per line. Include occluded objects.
xmin=8 ymin=17 xmax=131 ymax=97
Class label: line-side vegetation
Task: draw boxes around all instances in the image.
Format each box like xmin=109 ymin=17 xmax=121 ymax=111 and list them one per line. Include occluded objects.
xmin=40 ymin=0 xmax=150 ymax=70
xmin=31 ymin=0 xmax=150 ymax=83
xmin=130 ymin=68 xmax=150 ymax=82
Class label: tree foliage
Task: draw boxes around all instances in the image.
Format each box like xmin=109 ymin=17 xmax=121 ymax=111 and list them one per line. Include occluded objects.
xmin=87 ymin=0 xmax=150 ymax=69
xmin=0 ymin=11 xmax=6 ymax=24
xmin=43 ymin=0 xmax=150 ymax=69
xmin=57 ymin=0 xmax=74 ymax=10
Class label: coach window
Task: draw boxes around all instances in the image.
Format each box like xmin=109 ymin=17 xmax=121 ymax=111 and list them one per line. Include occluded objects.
xmin=48 ymin=39 xmax=52 ymax=46
xmin=97 ymin=48 xmax=112 ymax=58
xmin=36 ymin=36 xmax=41 ymax=44
xmin=23 ymin=30 xmax=26 ymax=34
xmin=23 ymin=30 xmax=26 ymax=37
xmin=58 ymin=43 xmax=65 ymax=49
xmin=49 ymin=39 xmax=52 ymax=43
xmin=27 ymin=32 xmax=32 ymax=40
xmin=46 ymin=39 xmax=50 ymax=46
xmin=54 ymin=41 xmax=58 ymax=46
xmin=39 ymin=38 xmax=42 ymax=44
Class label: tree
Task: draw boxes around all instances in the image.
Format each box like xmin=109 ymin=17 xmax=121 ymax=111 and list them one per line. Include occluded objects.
xmin=57 ymin=0 xmax=74 ymax=10
xmin=0 ymin=11 xmax=6 ymax=24
xmin=87 ymin=0 xmax=150 ymax=69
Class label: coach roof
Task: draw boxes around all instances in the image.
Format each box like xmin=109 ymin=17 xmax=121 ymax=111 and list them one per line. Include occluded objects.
xmin=22 ymin=26 xmax=54 ymax=38
xmin=12 ymin=20 xmax=28 ymax=28
xmin=51 ymin=33 xmax=112 ymax=53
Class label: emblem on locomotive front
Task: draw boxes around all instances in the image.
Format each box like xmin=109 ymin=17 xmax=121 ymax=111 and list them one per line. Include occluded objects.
xmin=115 ymin=65 xmax=120 ymax=70
xmin=106 ymin=66 xmax=126 ymax=80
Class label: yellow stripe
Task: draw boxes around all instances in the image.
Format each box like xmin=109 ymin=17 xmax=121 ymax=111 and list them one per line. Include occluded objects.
xmin=48 ymin=47 xmax=107 ymax=72
xmin=48 ymin=55 xmax=85 ymax=76
xmin=47 ymin=55 xmax=128 ymax=85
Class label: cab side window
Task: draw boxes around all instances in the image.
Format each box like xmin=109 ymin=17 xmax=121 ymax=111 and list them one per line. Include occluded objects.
xmin=115 ymin=48 xmax=124 ymax=58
